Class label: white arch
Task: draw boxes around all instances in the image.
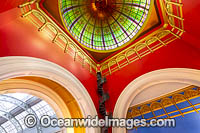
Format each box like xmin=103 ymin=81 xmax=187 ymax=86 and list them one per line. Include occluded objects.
xmin=113 ymin=68 xmax=200 ymax=133
xmin=0 ymin=56 xmax=100 ymax=133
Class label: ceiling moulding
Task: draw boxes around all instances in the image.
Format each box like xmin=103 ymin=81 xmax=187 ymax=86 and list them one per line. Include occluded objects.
xmin=18 ymin=0 xmax=184 ymax=76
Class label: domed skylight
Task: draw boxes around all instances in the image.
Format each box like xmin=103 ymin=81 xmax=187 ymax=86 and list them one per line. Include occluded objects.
xmin=59 ymin=0 xmax=151 ymax=51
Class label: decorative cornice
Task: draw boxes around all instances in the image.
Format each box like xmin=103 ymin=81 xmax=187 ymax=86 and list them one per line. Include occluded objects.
xmin=127 ymin=85 xmax=200 ymax=129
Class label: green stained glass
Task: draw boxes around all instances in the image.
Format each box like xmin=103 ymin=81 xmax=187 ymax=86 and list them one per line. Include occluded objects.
xmin=59 ymin=0 xmax=151 ymax=51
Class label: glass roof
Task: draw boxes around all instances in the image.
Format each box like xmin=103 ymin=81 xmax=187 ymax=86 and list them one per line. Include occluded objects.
xmin=59 ymin=0 xmax=151 ymax=51
xmin=0 ymin=93 xmax=32 ymax=114
xmin=0 ymin=93 xmax=57 ymax=133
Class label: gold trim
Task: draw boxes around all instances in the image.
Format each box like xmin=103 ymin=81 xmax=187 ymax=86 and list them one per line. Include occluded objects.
xmin=100 ymin=0 xmax=185 ymax=76
xmin=127 ymin=85 xmax=200 ymax=129
xmin=18 ymin=0 xmax=185 ymax=77
xmin=19 ymin=1 xmax=98 ymax=75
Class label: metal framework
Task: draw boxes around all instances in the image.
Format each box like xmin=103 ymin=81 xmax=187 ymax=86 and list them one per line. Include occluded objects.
xmin=0 ymin=109 xmax=23 ymax=133
xmin=0 ymin=95 xmax=42 ymax=133
xmin=0 ymin=94 xmax=56 ymax=133
xmin=0 ymin=125 xmax=7 ymax=133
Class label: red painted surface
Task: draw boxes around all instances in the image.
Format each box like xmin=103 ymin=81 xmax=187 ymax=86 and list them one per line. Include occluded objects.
xmin=1 ymin=0 xmax=200 ymax=121
xmin=39 ymin=1 xmax=99 ymax=63
xmin=181 ymin=0 xmax=200 ymax=50
xmin=104 ymin=0 xmax=200 ymax=111
xmin=0 ymin=0 xmax=25 ymax=13
xmin=0 ymin=8 xmax=99 ymax=109
xmin=105 ymin=38 xmax=200 ymax=111
xmin=182 ymin=0 xmax=200 ymax=40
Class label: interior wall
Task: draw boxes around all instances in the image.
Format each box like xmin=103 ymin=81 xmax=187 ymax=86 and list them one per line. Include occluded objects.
xmin=1 ymin=0 xmax=200 ymax=117
xmin=182 ymin=0 xmax=200 ymax=41
xmin=131 ymin=82 xmax=189 ymax=106
xmin=105 ymin=39 xmax=200 ymax=112
xmin=0 ymin=56 xmax=100 ymax=133
xmin=104 ymin=0 xmax=200 ymax=112
xmin=112 ymin=68 xmax=200 ymax=133
xmin=0 ymin=0 xmax=25 ymax=13
xmin=0 ymin=7 xmax=99 ymax=109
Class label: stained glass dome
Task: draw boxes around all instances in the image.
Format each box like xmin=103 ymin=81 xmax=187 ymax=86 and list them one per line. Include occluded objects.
xmin=59 ymin=0 xmax=152 ymax=51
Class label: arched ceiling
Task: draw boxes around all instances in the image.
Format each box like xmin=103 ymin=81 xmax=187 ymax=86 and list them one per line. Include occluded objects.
xmin=59 ymin=0 xmax=152 ymax=51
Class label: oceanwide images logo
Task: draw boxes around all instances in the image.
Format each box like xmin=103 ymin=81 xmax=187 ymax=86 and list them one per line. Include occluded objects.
xmin=24 ymin=114 xmax=176 ymax=129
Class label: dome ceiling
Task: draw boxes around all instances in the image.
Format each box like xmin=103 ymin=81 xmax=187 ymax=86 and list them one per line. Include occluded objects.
xmin=59 ymin=0 xmax=152 ymax=52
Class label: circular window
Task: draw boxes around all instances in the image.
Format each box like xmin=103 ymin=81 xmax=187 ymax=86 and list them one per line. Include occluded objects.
xmin=59 ymin=0 xmax=152 ymax=51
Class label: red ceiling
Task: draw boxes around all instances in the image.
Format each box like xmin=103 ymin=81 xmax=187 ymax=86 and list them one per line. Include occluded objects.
xmin=0 ymin=0 xmax=200 ymax=114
